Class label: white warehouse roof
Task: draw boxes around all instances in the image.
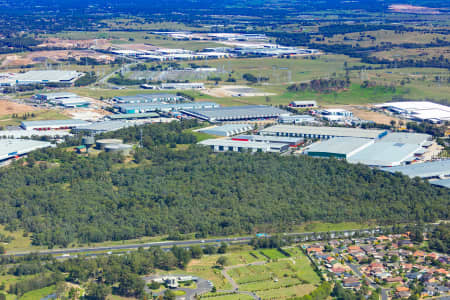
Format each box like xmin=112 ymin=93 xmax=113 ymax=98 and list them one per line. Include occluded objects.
xmin=347 ymin=142 xmax=422 ymax=167
xmin=260 ymin=125 xmax=387 ymax=139
xmin=0 ymin=139 xmax=53 ymax=161
xmin=198 ymin=124 xmax=254 ymax=137
xmin=381 ymin=160 xmax=450 ymax=179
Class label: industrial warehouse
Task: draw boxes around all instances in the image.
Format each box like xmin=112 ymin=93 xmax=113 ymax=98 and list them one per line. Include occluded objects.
xmin=0 ymin=139 xmax=53 ymax=162
xmin=198 ymin=124 xmax=254 ymax=137
xmin=182 ymin=105 xmax=290 ymax=122
xmin=303 ymin=131 xmax=434 ymax=167
xmin=113 ymin=93 xmax=182 ymax=104
xmin=232 ymin=135 xmax=304 ymax=147
xmin=4 ymin=70 xmax=83 ymax=86
xmin=260 ymin=125 xmax=387 ymax=139
xmin=375 ymin=101 xmax=450 ymax=123
xmin=116 ymin=102 xmax=219 ymax=114
xmin=199 ymin=139 xmax=290 ymax=153
xmin=305 ymin=137 xmax=374 ymax=159
xmin=21 ymin=119 xmax=90 ymax=130
xmin=72 ymin=120 xmax=133 ymax=134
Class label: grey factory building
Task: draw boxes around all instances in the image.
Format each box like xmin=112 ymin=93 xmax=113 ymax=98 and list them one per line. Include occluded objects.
xmin=260 ymin=125 xmax=387 ymax=139
xmin=116 ymin=102 xmax=219 ymax=114
xmin=305 ymin=137 xmax=374 ymax=159
xmin=21 ymin=119 xmax=90 ymax=131
xmin=232 ymin=135 xmax=304 ymax=147
xmin=347 ymin=142 xmax=423 ymax=167
xmin=72 ymin=120 xmax=132 ymax=134
xmin=182 ymin=105 xmax=291 ymax=122
xmin=108 ymin=112 xmax=160 ymax=120
xmin=199 ymin=139 xmax=289 ymax=153
xmin=381 ymin=159 xmax=450 ymax=179
xmin=13 ymin=70 xmax=83 ymax=86
xmin=114 ymin=93 xmax=182 ymax=104
xmin=0 ymin=139 xmax=53 ymax=162
xmin=278 ymin=115 xmax=316 ymax=124
xmin=198 ymin=124 xmax=254 ymax=137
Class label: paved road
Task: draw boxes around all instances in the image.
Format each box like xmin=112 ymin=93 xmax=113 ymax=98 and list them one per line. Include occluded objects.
xmin=346 ymin=263 xmax=389 ymax=300
xmin=4 ymin=228 xmax=387 ymax=257
xmin=6 ymin=237 xmax=251 ymax=257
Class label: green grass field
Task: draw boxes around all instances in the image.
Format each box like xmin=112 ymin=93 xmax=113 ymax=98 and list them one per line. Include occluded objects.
xmin=20 ymin=285 xmax=56 ymax=300
xmin=201 ymin=293 xmax=254 ymax=299
xmin=259 ymin=249 xmax=288 ymax=260
xmin=0 ymin=109 xmax=69 ymax=127
xmin=225 ymin=247 xmax=320 ymax=299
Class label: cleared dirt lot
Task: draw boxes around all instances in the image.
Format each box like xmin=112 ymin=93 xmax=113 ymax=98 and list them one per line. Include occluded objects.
xmin=349 ymin=107 xmax=403 ymax=125
xmin=0 ymin=100 xmax=36 ymax=116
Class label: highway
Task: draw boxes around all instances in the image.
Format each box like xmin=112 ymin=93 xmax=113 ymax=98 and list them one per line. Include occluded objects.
xmin=4 ymin=228 xmax=385 ymax=258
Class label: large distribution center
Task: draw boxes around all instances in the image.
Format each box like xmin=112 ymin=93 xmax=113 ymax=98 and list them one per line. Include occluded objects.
xmin=278 ymin=115 xmax=316 ymax=124
xmin=260 ymin=125 xmax=387 ymax=139
xmin=198 ymin=124 xmax=254 ymax=137
xmin=116 ymin=102 xmax=219 ymax=114
xmin=305 ymin=137 xmax=374 ymax=159
xmin=72 ymin=120 xmax=132 ymax=134
xmin=34 ymin=92 xmax=91 ymax=108
xmin=430 ymin=179 xmax=450 ymax=189
xmin=199 ymin=139 xmax=289 ymax=153
xmin=232 ymin=135 xmax=304 ymax=147
xmin=114 ymin=94 xmax=182 ymax=104
xmin=379 ymin=132 xmax=432 ymax=146
xmin=108 ymin=113 xmax=160 ymax=120
xmin=381 ymin=160 xmax=450 ymax=179
xmin=0 ymin=139 xmax=53 ymax=161
xmin=347 ymin=142 xmax=423 ymax=167
xmin=13 ymin=70 xmax=83 ymax=86
xmin=34 ymin=92 xmax=78 ymax=101
xmin=375 ymin=101 xmax=450 ymax=123
xmin=0 ymin=130 xmax=72 ymax=139
xmin=21 ymin=119 xmax=90 ymax=130
xmin=182 ymin=105 xmax=290 ymax=122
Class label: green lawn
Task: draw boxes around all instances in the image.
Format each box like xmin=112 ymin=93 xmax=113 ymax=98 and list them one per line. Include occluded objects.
xmin=19 ymin=285 xmax=56 ymax=300
xmin=201 ymin=293 xmax=254 ymax=299
xmin=0 ymin=109 xmax=69 ymax=127
xmin=259 ymin=249 xmax=288 ymax=260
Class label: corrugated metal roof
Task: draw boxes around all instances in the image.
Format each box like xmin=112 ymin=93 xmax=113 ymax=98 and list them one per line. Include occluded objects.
xmin=0 ymin=139 xmax=52 ymax=160
xmin=21 ymin=119 xmax=90 ymax=127
xmin=14 ymin=70 xmax=82 ymax=82
xmin=199 ymin=124 xmax=253 ymax=136
xmin=306 ymin=137 xmax=374 ymax=156
xmin=261 ymin=125 xmax=386 ymax=139
xmin=381 ymin=160 xmax=450 ymax=178
xmin=430 ymin=178 xmax=450 ymax=189
xmin=380 ymin=132 xmax=431 ymax=145
xmin=183 ymin=105 xmax=290 ymax=121
xmin=347 ymin=142 xmax=422 ymax=167
xmin=73 ymin=121 xmax=131 ymax=132
xmin=108 ymin=113 xmax=159 ymax=119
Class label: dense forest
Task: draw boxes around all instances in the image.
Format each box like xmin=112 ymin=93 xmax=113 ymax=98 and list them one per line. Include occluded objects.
xmin=0 ymin=121 xmax=448 ymax=247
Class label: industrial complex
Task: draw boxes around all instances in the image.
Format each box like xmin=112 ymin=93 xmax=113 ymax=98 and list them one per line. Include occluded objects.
xmin=21 ymin=119 xmax=90 ymax=130
xmin=375 ymin=101 xmax=450 ymax=123
xmin=199 ymin=139 xmax=290 ymax=153
xmin=198 ymin=124 xmax=254 ymax=137
xmin=116 ymin=102 xmax=219 ymax=114
xmin=182 ymin=105 xmax=291 ymax=122
xmin=1 ymin=70 xmax=83 ymax=86
xmin=0 ymin=139 xmax=53 ymax=162
xmin=260 ymin=125 xmax=388 ymax=139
